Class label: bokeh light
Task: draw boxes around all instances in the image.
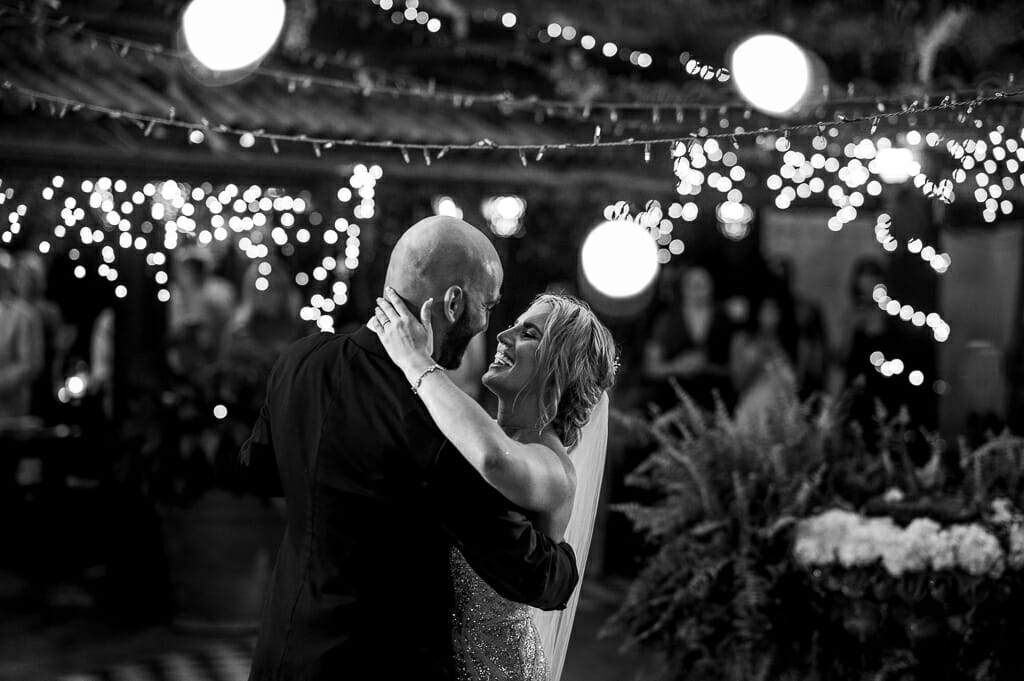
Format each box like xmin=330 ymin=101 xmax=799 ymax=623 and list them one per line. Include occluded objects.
xmin=730 ymin=34 xmax=811 ymax=115
xmin=182 ymin=0 xmax=286 ymax=72
xmin=580 ymin=220 xmax=659 ymax=298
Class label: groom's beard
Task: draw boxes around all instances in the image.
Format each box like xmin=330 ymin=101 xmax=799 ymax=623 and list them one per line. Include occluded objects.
xmin=436 ymin=313 xmax=475 ymax=370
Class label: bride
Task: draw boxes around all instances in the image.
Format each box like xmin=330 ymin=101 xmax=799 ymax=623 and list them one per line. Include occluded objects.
xmin=370 ymin=287 xmax=617 ymax=681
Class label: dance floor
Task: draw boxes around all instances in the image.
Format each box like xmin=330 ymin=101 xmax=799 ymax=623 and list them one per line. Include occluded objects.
xmin=0 ymin=574 xmax=646 ymax=681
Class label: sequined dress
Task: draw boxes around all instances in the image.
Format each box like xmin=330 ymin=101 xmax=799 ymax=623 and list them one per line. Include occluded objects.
xmin=450 ymin=546 xmax=548 ymax=681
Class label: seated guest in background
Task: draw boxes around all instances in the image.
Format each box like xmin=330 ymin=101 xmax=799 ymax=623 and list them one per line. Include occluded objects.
xmin=642 ymin=265 xmax=734 ymax=411
xmin=766 ymin=256 xmax=829 ymax=399
xmin=0 ymin=251 xmax=44 ymax=420
xmin=731 ymin=292 xmax=799 ymax=430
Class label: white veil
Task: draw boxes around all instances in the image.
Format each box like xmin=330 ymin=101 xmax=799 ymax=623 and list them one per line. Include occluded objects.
xmin=534 ymin=392 xmax=609 ymax=681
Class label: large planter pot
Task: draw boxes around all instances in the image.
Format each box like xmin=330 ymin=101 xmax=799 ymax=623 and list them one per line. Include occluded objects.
xmin=162 ymin=490 xmax=285 ymax=632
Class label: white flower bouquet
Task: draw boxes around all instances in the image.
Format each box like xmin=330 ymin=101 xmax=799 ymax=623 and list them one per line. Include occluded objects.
xmin=794 ymin=507 xmax=1007 ymax=578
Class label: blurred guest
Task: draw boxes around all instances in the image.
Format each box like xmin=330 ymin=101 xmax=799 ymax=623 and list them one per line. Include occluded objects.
xmin=215 ymin=264 xmax=305 ymax=492
xmin=642 ymin=265 xmax=734 ymax=411
xmin=731 ymin=293 xmax=798 ymax=430
xmin=218 ymin=263 xmax=304 ymax=423
xmin=89 ymin=307 xmax=115 ymax=421
xmin=223 ymin=262 xmax=303 ymax=358
xmin=168 ymin=251 xmax=236 ymax=357
xmin=841 ymin=258 xmax=896 ymax=432
xmin=0 ymin=251 xmax=44 ymax=420
xmin=766 ymin=257 xmax=828 ymax=398
xmin=15 ymin=251 xmax=67 ymax=419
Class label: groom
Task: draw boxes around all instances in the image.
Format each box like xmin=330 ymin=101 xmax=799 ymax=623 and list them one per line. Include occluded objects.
xmin=241 ymin=216 xmax=579 ymax=681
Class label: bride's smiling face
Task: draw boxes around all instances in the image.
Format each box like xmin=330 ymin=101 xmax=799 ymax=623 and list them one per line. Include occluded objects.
xmin=482 ymin=301 xmax=553 ymax=396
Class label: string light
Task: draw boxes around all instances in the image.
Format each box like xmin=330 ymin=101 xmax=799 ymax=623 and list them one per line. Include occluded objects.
xmin=868 ymin=350 xmax=927 ymax=386
xmin=370 ymin=0 xmax=442 ymax=33
xmin=602 ymin=200 xmax=686 ymax=266
xmin=7 ymin=81 xmax=1016 ymax=169
xmin=468 ymin=8 xmax=660 ymax=72
xmin=946 ymin=123 xmax=1022 ymax=222
xmin=678 ymin=51 xmax=730 ymax=82
xmin=872 ymin=283 xmax=950 ymax=342
xmin=0 ymin=9 xmax=665 ymax=116
xmin=2 ymin=164 xmax=378 ymax=331
xmin=6 ymin=8 xmax=1018 ymax=125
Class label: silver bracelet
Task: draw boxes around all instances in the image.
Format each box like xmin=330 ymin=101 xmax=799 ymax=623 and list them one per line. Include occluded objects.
xmin=411 ymin=363 xmax=445 ymax=394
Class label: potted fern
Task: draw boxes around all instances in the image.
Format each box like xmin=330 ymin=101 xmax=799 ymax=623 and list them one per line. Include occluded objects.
xmin=608 ymin=370 xmax=1024 ymax=681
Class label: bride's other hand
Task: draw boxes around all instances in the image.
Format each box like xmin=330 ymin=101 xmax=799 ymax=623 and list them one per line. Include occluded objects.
xmin=368 ymin=287 xmax=435 ymax=373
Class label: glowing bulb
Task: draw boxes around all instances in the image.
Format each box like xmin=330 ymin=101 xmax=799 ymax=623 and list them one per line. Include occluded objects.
xmin=580 ymin=220 xmax=659 ymax=298
xmin=433 ymin=196 xmax=463 ymax=218
xmin=730 ymin=34 xmax=810 ymax=115
xmin=182 ymin=0 xmax=286 ymax=71
xmin=67 ymin=375 xmax=86 ymax=396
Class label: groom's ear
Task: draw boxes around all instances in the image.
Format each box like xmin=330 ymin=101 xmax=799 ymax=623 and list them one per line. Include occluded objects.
xmin=442 ymin=285 xmax=465 ymax=323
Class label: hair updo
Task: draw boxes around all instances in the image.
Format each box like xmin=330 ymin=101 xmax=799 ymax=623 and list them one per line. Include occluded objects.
xmin=529 ymin=294 xmax=617 ymax=450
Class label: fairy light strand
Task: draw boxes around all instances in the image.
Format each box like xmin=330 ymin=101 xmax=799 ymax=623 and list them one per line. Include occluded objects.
xmin=3 ymin=81 xmax=1021 ymax=159
xmin=4 ymin=6 xmax=1022 ymax=122
xmin=0 ymin=7 xmax=705 ymax=114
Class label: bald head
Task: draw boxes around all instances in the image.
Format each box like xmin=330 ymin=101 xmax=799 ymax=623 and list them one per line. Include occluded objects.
xmin=384 ymin=216 xmax=503 ymax=369
xmin=385 ymin=215 xmax=501 ymax=305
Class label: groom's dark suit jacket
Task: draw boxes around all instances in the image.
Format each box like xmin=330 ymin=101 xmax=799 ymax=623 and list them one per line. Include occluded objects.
xmin=241 ymin=327 xmax=579 ymax=681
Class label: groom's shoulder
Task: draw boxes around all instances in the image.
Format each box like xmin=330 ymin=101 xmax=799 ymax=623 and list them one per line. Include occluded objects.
xmin=281 ymin=329 xmax=342 ymax=358
xmin=277 ymin=327 xmax=387 ymax=372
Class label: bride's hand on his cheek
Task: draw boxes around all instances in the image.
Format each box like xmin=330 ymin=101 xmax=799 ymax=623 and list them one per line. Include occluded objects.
xmin=368 ymin=287 xmax=435 ymax=370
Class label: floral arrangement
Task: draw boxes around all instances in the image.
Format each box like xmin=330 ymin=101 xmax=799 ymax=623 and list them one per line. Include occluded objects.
xmin=608 ymin=374 xmax=1024 ymax=681
xmin=793 ymin=505 xmax=1022 ymax=578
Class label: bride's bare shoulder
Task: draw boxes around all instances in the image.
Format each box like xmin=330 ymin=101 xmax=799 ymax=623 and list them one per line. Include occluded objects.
xmin=538 ymin=433 xmax=576 ymax=492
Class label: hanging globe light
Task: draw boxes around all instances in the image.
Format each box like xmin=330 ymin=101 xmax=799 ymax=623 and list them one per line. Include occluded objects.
xmin=580 ymin=220 xmax=659 ymax=299
xmin=729 ymin=34 xmax=824 ymax=116
xmin=182 ymin=0 xmax=286 ymax=73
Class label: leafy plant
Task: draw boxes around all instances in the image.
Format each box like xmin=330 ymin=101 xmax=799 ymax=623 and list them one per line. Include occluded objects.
xmin=607 ymin=372 xmax=1024 ymax=681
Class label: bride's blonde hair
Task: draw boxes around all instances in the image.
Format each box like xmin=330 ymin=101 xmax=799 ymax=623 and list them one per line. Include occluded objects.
xmin=528 ymin=294 xmax=617 ymax=450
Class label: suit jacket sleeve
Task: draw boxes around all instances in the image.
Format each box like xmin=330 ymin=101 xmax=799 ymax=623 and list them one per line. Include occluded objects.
xmin=238 ymin=377 xmax=284 ymax=498
xmin=424 ymin=440 xmax=580 ymax=611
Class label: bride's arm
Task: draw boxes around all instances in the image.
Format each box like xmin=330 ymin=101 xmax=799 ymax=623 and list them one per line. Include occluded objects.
xmin=370 ymin=288 xmax=571 ymax=514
